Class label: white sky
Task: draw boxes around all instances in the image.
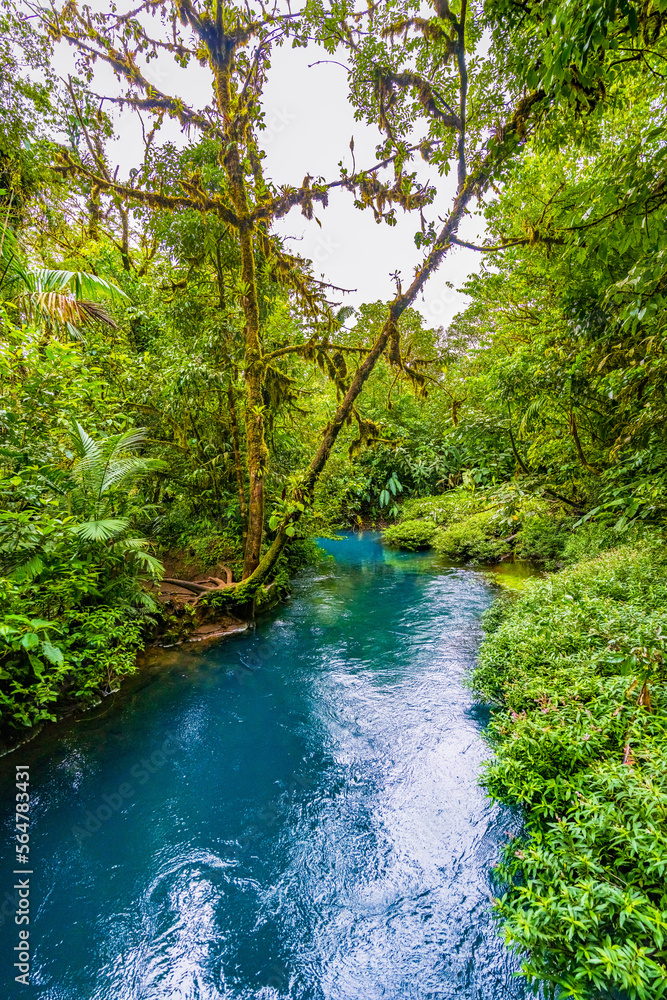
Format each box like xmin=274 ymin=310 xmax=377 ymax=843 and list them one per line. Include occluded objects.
xmin=53 ymin=21 xmax=488 ymax=329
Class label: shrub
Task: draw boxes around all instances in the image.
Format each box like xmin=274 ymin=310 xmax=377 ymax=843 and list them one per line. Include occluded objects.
xmin=432 ymin=509 xmax=510 ymax=563
xmin=383 ymin=518 xmax=438 ymax=550
xmin=474 ymin=542 xmax=667 ymax=998
xmin=397 ymin=488 xmax=486 ymax=527
xmin=514 ymin=512 xmax=572 ymax=566
xmin=0 ymin=605 xmax=146 ymax=735
xmin=385 ymin=487 xmax=570 ymax=564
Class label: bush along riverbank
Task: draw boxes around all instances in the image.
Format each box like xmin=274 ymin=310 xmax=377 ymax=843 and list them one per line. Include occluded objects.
xmin=382 ymin=484 xmax=605 ymax=568
xmin=475 ymin=538 xmax=667 ymax=999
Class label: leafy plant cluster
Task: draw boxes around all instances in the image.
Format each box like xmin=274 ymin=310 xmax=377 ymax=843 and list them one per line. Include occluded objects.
xmin=475 ymin=541 xmax=667 ymax=999
xmin=0 ymin=422 xmax=164 ymax=734
xmin=383 ymin=486 xmax=574 ymax=564
xmin=0 ymin=606 xmax=144 ymax=730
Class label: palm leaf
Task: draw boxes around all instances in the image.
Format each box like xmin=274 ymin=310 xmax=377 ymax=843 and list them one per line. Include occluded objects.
xmin=335 ymin=305 xmax=355 ymax=326
xmin=5 ymin=258 xmax=128 ymax=336
xmin=134 ymin=550 xmax=164 ymax=576
xmin=100 ymin=457 xmax=167 ymax=496
xmin=28 ymin=268 xmax=128 ymax=301
xmin=72 ymin=422 xmax=102 ymax=461
xmin=95 ymin=429 xmax=145 ymax=500
xmin=518 ymin=398 xmax=549 ymax=436
xmin=69 ymin=518 xmax=129 ymax=541
xmin=69 ymin=423 xmax=103 ymax=497
xmin=114 ymin=538 xmax=164 ymax=578
xmin=109 ymin=427 xmax=150 ymax=455
xmin=74 ymin=271 xmax=129 ymax=302
xmin=11 ymin=554 xmax=44 ymax=583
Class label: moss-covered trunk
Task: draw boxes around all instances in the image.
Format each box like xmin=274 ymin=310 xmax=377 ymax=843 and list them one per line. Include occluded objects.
xmin=227 ymin=385 xmax=247 ymax=532
xmin=213 ymin=58 xmax=268 ymax=580
xmin=241 ymin=240 xmax=268 ymax=578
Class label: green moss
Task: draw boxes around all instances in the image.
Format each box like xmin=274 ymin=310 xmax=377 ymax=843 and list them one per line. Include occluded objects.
xmin=197 ymin=581 xmax=255 ymax=618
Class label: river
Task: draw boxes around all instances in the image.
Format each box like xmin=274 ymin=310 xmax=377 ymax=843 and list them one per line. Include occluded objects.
xmin=1 ymin=532 xmax=534 ymax=998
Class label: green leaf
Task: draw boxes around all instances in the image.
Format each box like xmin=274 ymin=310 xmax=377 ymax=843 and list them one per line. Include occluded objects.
xmin=21 ymin=632 xmax=40 ymax=651
xmin=41 ymin=641 xmax=64 ymax=666
xmin=70 ymin=518 xmax=130 ymax=541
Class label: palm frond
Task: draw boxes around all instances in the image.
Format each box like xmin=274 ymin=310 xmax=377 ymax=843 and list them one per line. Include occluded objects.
xmin=78 ymin=300 xmax=117 ymax=327
xmin=114 ymin=538 xmax=164 ymax=578
xmin=134 ymin=550 xmax=164 ymax=576
xmin=100 ymin=456 xmax=167 ymax=496
xmin=134 ymin=589 xmax=159 ymax=611
xmin=4 ymin=254 xmax=128 ymax=336
xmin=0 ymin=226 xmax=29 ymax=290
xmin=109 ymin=427 xmax=151 ymax=455
xmin=70 ymin=422 xmax=102 ymax=463
xmin=73 ymin=271 xmax=129 ymax=302
xmin=59 ymin=425 xmax=164 ymax=539
xmin=26 ymin=288 xmax=118 ymax=331
xmin=114 ymin=536 xmax=148 ymax=551
xmin=335 ymin=305 xmax=355 ymax=325
xmin=70 ymin=518 xmax=130 ymax=541
xmin=11 ymin=554 xmax=44 ymax=583
xmin=94 ymin=428 xmax=146 ymax=501
xmin=518 ymin=398 xmax=549 ymax=436
xmin=27 ymin=268 xmax=128 ymax=302
xmin=65 ymin=320 xmax=87 ymax=342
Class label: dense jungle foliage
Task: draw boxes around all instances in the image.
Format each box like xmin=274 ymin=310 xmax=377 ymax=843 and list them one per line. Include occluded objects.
xmin=1 ymin=0 xmax=667 ymax=994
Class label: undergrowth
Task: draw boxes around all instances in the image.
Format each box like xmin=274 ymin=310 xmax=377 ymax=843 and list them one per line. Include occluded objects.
xmin=383 ymin=486 xmax=651 ymax=570
xmin=474 ymin=541 xmax=667 ymax=999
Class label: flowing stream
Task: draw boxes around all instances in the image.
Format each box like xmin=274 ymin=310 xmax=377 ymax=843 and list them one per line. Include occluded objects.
xmin=1 ymin=532 xmax=534 ymax=999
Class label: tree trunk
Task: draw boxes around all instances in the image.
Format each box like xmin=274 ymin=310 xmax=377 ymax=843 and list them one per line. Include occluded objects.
xmin=227 ymin=386 xmax=248 ymax=529
xmin=213 ymin=59 xmax=269 ymax=580
xmin=569 ymin=409 xmax=595 ymax=471
xmin=239 ymin=229 xmax=268 ymax=578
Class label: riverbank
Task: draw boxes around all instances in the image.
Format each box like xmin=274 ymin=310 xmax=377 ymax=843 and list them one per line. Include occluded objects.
xmin=474 ymin=539 xmax=667 ymax=999
xmin=0 ymin=537 xmax=324 ymax=754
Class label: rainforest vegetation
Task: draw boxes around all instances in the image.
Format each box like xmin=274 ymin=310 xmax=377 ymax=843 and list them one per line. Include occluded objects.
xmin=1 ymin=0 xmax=667 ymax=995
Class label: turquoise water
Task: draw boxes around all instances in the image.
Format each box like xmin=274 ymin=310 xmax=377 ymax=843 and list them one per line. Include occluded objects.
xmin=1 ymin=532 xmax=531 ymax=998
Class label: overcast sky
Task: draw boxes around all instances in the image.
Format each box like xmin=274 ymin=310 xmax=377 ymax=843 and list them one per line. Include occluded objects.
xmin=54 ymin=18 xmax=488 ymax=330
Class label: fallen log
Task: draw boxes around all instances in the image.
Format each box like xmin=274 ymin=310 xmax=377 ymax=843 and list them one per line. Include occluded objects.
xmin=161 ymin=565 xmax=233 ymax=596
